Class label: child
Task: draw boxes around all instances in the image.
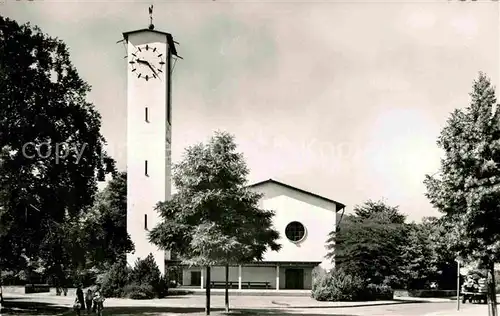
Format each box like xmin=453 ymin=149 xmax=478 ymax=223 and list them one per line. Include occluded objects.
xmin=73 ymin=297 xmax=82 ymax=316
xmin=93 ymin=285 xmax=105 ymax=316
xmin=85 ymin=289 xmax=93 ymax=314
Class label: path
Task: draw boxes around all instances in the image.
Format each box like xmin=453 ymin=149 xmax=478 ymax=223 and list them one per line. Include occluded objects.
xmin=2 ymin=292 xmax=481 ymax=316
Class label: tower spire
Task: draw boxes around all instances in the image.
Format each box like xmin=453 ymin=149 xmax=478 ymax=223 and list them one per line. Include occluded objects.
xmin=148 ymin=5 xmax=154 ymax=30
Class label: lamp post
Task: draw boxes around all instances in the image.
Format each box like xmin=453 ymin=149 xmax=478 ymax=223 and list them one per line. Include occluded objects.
xmin=455 ymin=256 xmax=463 ymax=311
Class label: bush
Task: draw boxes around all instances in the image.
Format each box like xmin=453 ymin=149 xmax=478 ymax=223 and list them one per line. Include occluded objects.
xmin=98 ymin=261 xmax=132 ymax=298
xmin=312 ymin=269 xmax=365 ymax=301
xmin=312 ymin=269 xmax=394 ymax=301
xmin=154 ymin=275 xmax=169 ymax=298
xmin=129 ymin=254 xmax=168 ymax=299
xmin=130 ymin=255 xmax=161 ymax=285
xmin=93 ymin=254 xmax=169 ymax=299
xmin=122 ymin=283 xmax=155 ymax=300
xmin=365 ymin=284 xmax=394 ymax=300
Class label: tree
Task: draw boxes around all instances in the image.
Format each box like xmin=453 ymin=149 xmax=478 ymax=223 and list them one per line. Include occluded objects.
xmin=82 ymin=172 xmax=134 ymax=268
xmin=423 ymin=217 xmax=461 ymax=290
xmin=398 ymin=221 xmax=440 ymax=289
xmin=0 ymin=17 xmax=115 ymax=282
xmin=353 ymin=199 xmax=406 ymax=224
xmin=149 ymin=131 xmax=280 ymax=315
xmin=327 ymin=200 xmax=407 ymax=286
xmin=424 ymin=72 xmax=500 ymax=316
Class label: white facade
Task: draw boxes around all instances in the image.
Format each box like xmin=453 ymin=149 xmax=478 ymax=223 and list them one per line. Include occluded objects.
xmin=125 ymin=28 xmax=176 ymax=274
xmin=252 ymin=180 xmax=339 ymax=270
xmin=179 ymin=179 xmax=345 ymax=290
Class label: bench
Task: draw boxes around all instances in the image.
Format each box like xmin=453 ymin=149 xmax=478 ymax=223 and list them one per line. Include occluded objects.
xmin=245 ymin=281 xmax=270 ymax=289
xmin=210 ymin=281 xmax=270 ymax=289
xmin=211 ymin=281 xmax=238 ymax=289
xmin=25 ymin=284 xmax=50 ymax=294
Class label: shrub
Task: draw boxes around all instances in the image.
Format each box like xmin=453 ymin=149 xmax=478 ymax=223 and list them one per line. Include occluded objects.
xmin=130 ymin=254 xmax=161 ymax=286
xmin=122 ymin=283 xmax=155 ymax=300
xmin=92 ymin=254 xmax=169 ymax=299
xmin=98 ymin=261 xmax=132 ymax=298
xmin=311 ymin=268 xmax=365 ymax=301
xmin=365 ymin=284 xmax=394 ymax=300
xmin=154 ymin=275 xmax=169 ymax=298
xmin=129 ymin=254 xmax=168 ymax=299
xmin=312 ymin=269 xmax=394 ymax=301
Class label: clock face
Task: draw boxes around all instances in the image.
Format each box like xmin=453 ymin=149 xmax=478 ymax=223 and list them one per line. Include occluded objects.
xmin=129 ymin=44 xmax=166 ymax=81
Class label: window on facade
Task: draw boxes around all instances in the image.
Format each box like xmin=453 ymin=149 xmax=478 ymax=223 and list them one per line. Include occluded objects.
xmin=145 ymin=160 xmax=148 ymax=176
xmin=285 ymin=221 xmax=306 ymax=242
xmin=145 ymin=107 xmax=149 ymax=122
xmin=144 ymin=214 xmax=148 ymax=230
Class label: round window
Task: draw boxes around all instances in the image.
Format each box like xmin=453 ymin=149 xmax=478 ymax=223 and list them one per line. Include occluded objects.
xmin=285 ymin=221 xmax=306 ymax=243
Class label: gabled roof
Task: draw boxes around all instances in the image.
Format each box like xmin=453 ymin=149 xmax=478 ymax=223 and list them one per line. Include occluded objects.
xmin=122 ymin=28 xmax=178 ymax=57
xmin=248 ymin=179 xmax=346 ymax=211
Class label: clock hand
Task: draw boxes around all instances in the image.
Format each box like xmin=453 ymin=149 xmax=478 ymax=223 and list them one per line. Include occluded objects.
xmin=135 ymin=59 xmax=159 ymax=78
xmin=147 ymin=63 xmax=159 ymax=77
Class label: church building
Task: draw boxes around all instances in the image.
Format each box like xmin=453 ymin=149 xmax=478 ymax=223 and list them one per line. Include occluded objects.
xmin=178 ymin=178 xmax=345 ymax=290
xmin=122 ymin=20 xmax=345 ymax=291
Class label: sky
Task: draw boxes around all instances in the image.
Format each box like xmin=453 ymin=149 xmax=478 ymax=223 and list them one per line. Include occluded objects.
xmin=2 ymin=0 xmax=499 ymax=222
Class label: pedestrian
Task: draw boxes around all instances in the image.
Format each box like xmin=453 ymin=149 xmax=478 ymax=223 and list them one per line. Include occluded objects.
xmin=85 ymin=288 xmax=93 ymax=314
xmin=0 ymin=284 xmax=3 ymax=313
xmin=73 ymin=296 xmax=82 ymax=316
xmin=76 ymin=284 xmax=85 ymax=312
xmin=93 ymin=284 xmax=105 ymax=316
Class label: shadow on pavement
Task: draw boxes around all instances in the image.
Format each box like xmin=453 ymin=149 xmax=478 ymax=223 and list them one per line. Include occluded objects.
xmin=0 ymin=297 xmax=456 ymax=315
xmin=1 ymin=300 xmax=69 ymax=315
xmin=1 ymin=301 xmax=357 ymax=316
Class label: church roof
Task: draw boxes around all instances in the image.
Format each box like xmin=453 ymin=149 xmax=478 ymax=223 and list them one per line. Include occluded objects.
xmin=248 ymin=179 xmax=346 ymax=211
xmin=122 ymin=29 xmax=179 ymax=57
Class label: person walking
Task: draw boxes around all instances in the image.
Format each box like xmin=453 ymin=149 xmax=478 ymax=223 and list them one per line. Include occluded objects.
xmin=93 ymin=284 xmax=105 ymax=316
xmin=85 ymin=288 xmax=93 ymax=314
xmin=76 ymin=284 xmax=85 ymax=312
xmin=73 ymin=297 xmax=82 ymax=316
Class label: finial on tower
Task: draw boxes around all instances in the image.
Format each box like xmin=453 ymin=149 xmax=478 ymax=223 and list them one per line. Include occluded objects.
xmin=148 ymin=5 xmax=154 ymax=30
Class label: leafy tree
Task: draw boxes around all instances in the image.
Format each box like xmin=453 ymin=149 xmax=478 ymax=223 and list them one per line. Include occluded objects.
xmin=82 ymin=172 xmax=133 ymax=268
xmin=353 ymin=199 xmax=406 ymax=224
xmin=423 ymin=217 xmax=461 ymax=290
xmin=149 ymin=131 xmax=280 ymax=315
xmin=424 ymin=72 xmax=500 ymax=315
xmin=398 ymin=221 xmax=440 ymax=289
xmin=327 ymin=200 xmax=407 ymax=286
xmin=0 ymin=17 xmax=115 ymax=283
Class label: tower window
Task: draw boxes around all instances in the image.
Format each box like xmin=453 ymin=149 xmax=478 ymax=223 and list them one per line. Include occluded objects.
xmin=144 ymin=214 xmax=148 ymax=230
xmin=145 ymin=160 xmax=148 ymax=176
xmin=145 ymin=107 xmax=149 ymax=122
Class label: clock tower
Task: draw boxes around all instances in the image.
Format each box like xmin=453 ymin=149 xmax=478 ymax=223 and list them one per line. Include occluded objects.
xmin=123 ymin=22 xmax=179 ymax=274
